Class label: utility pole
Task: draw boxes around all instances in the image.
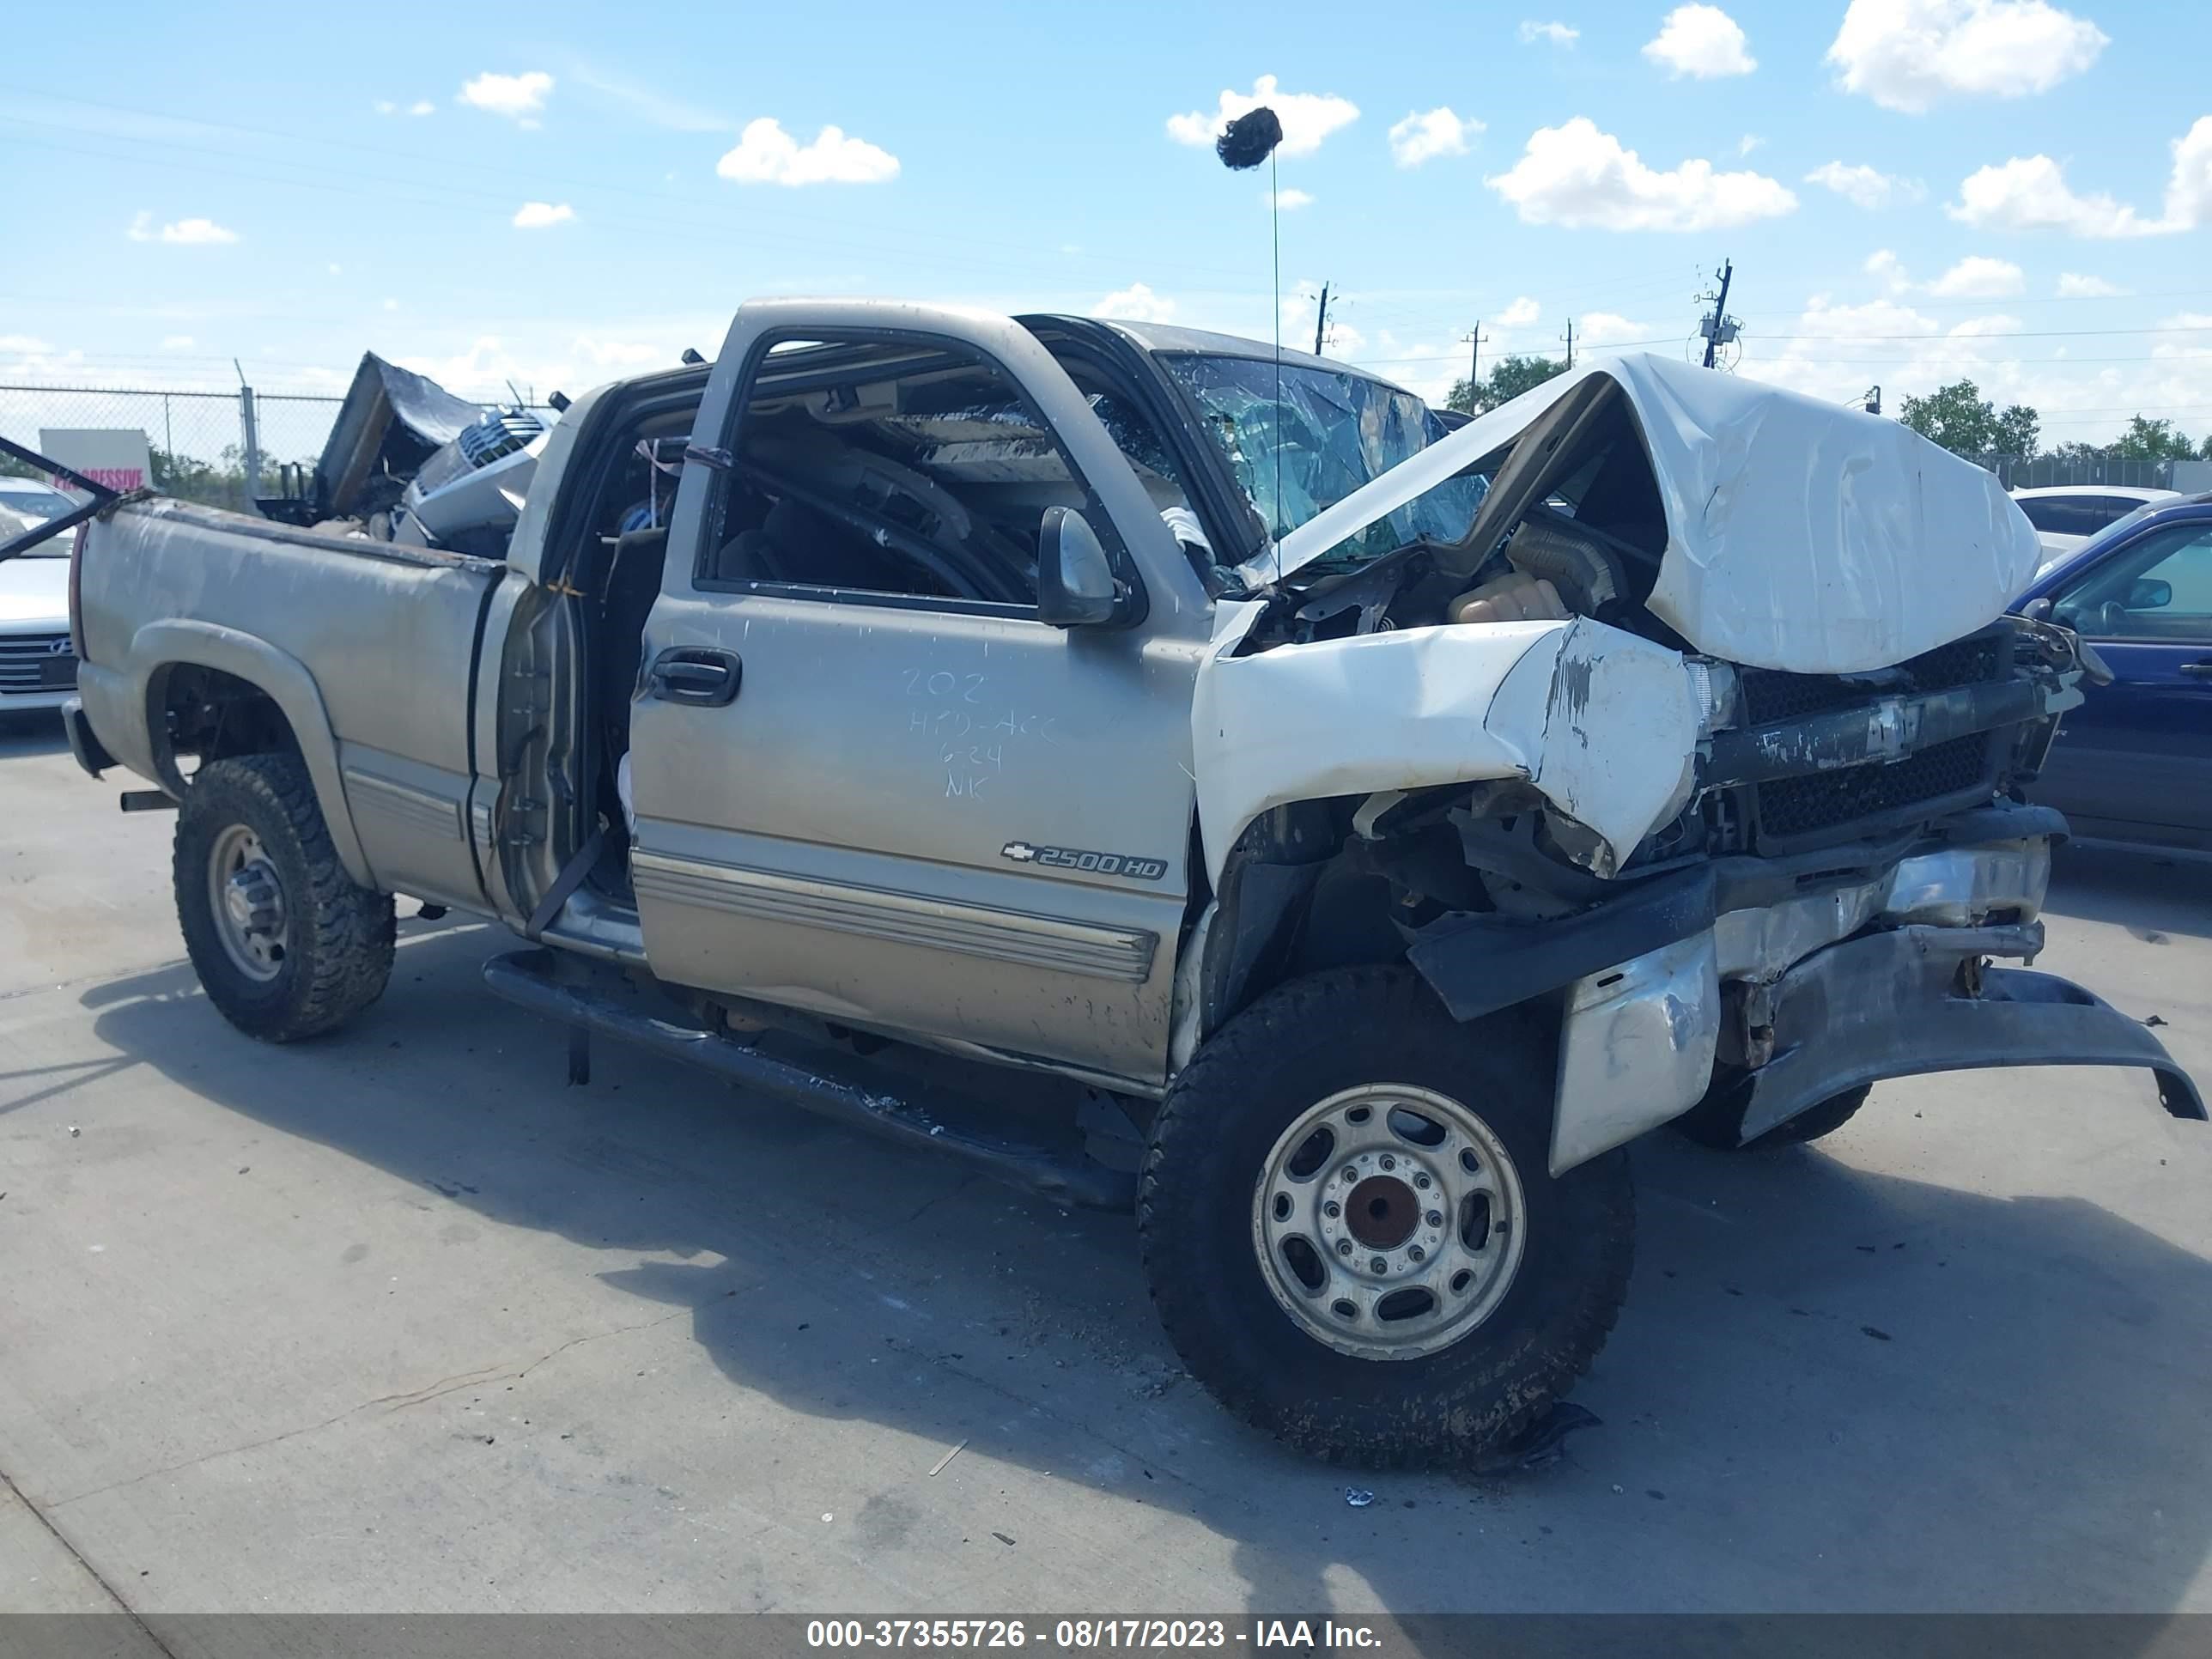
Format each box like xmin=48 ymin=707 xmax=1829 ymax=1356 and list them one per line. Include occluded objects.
xmin=1560 ymin=318 xmax=1574 ymax=370
xmin=1698 ymin=258 xmax=1738 ymax=370
xmin=1461 ymin=323 xmax=1488 ymax=396
xmin=233 ymin=357 xmax=261 ymax=515
xmin=1312 ymin=282 xmax=1333 ymax=356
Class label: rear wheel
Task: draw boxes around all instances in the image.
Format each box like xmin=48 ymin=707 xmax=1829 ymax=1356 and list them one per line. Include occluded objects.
xmin=1138 ymin=966 xmax=1633 ymax=1468
xmin=173 ymin=754 xmax=395 ymax=1041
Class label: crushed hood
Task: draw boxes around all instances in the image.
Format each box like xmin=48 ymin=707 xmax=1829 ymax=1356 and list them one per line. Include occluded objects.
xmin=1264 ymin=352 xmax=2041 ymax=676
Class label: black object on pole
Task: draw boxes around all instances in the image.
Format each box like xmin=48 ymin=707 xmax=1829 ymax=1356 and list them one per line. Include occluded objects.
xmin=1313 ymin=282 xmax=1332 ymax=356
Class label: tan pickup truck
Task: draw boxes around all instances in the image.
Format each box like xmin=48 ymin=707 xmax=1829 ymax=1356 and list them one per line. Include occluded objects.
xmin=15 ymin=300 xmax=2199 ymax=1468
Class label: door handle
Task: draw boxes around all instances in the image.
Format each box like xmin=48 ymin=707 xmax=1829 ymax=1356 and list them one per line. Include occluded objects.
xmin=2181 ymin=661 xmax=2212 ymax=678
xmin=647 ymin=647 xmax=742 ymax=707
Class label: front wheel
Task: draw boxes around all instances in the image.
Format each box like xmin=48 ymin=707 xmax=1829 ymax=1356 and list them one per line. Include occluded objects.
xmin=173 ymin=753 xmax=396 ymax=1042
xmin=1138 ymin=966 xmax=1633 ymax=1468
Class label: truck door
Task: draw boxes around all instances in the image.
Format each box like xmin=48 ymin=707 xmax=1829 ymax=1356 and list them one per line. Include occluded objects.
xmin=2042 ymin=516 xmax=2212 ymax=848
xmin=626 ymin=302 xmax=1214 ymax=1086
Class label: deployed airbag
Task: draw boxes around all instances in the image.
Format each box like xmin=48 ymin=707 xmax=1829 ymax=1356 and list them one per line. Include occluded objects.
xmin=1265 ymin=353 xmax=2041 ymax=676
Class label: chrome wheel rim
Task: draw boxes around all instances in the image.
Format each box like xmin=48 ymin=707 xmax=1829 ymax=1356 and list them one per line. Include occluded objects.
xmin=207 ymin=823 xmax=289 ymax=982
xmin=1252 ymin=1083 xmax=1527 ymax=1361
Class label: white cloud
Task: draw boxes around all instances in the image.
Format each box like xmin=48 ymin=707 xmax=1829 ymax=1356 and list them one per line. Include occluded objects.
xmin=2056 ymin=272 xmax=2125 ymax=296
xmin=376 ymin=98 xmax=434 ymax=117
xmin=1576 ymin=312 xmax=1650 ymax=346
xmin=1643 ymin=5 xmax=1757 ymax=78
xmin=1498 ymin=295 xmax=1541 ymax=327
xmin=512 ymin=201 xmax=576 ymax=228
xmin=127 ymin=211 xmax=238 ymax=245
xmin=1095 ymin=283 xmax=1177 ymax=323
xmin=1925 ymin=255 xmax=2026 ymax=297
xmin=1166 ymin=75 xmax=1359 ymax=159
xmin=459 ymin=70 xmax=553 ymax=123
xmin=374 ymin=100 xmax=395 ymax=116
xmin=0 ymin=335 xmax=54 ymax=354
xmin=1739 ymin=289 xmax=2212 ymax=450
xmin=1389 ymin=107 xmax=1482 ymax=167
xmin=1519 ymin=20 xmax=1579 ymax=46
xmin=1949 ymin=120 xmax=2211 ymax=237
xmin=1266 ymin=187 xmax=1315 ymax=210
xmin=716 ymin=118 xmax=900 ymax=185
xmin=1804 ymin=161 xmax=1923 ymax=210
xmin=1826 ymin=0 xmax=2107 ymax=113
xmin=327 ymin=263 xmax=342 ymax=276
xmin=1485 ymin=118 xmax=1797 ymax=231
xmin=1864 ymin=248 xmax=2025 ymax=298
xmin=382 ymin=298 xmax=399 ymax=311
xmin=161 ymin=335 xmax=195 ymax=349
xmin=1738 ymin=134 xmax=1765 ymax=156
xmin=1864 ymin=248 xmax=1911 ymax=291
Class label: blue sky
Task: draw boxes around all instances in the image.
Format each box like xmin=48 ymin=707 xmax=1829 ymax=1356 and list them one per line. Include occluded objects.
xmin=4 ymin=0 xmax=2209 ymax=446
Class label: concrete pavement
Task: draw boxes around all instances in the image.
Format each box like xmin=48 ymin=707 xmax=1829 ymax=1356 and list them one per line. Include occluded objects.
xmin=3 ymin=709 xmax=2209 ymax=1615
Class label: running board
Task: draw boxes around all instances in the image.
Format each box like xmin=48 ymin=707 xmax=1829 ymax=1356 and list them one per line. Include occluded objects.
xmin=481 ymin=949 xmax=1136 ymax=1212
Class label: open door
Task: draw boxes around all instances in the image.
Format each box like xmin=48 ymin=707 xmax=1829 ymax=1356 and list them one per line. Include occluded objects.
xmin=626 ymin=301 xmax=1215 ymax=1088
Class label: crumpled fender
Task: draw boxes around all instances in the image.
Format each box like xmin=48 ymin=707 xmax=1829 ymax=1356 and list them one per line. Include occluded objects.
xmin=1193 ymin=608 xmax=1702 ymax=885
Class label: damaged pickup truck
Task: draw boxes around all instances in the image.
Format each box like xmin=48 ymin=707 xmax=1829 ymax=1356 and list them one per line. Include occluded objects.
xmin=25 ymin=300 xmax=2203 ymax=1468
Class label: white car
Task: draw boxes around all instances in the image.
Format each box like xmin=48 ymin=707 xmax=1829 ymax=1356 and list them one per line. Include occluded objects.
xmin=2011 ymin=484 xmax=2180 ymax=563
xmin=0 ymin=478 xmax=82 ymax=714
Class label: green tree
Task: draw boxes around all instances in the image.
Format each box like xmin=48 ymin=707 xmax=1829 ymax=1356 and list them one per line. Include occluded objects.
xmin=2108 ymin=415 xmax=2198 ymax=461
xmin=1445 ymin=354 xmax=1570 ymax=416
xmin=1898 ymin=378 xmax=2041 ymax=459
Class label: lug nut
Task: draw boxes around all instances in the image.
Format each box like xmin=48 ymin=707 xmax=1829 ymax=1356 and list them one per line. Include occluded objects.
xmin=1413 ymin=1172 xmax=1431 ymax=1190
xmin=1370 ymin=1255 xmax=1388 ymax=1274
xmin=1337 ymin=1240 xmax=1353 ymax=1257
xmin=1379 ymin=1154 xmax=1395 ymax=1170
xmin=1425 ymin=1210 xmax=1443 ymax=1229
xmin=1323 ymin=1200 xmax=1340 ymax=1218
xmin=1408 ymin=1245 xmax=1425 ymax=1263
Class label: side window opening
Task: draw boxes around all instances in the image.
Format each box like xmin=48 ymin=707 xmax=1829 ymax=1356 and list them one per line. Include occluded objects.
xmin=702 ymin=339 xmax=1105 ymax=609
xmin=2056 ymin=526 xmax=2212 ymax=641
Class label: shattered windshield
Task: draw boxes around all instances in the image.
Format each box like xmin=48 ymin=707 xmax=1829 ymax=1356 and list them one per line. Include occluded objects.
xmin=1163 ymin=353 xmax=1488 ymax=571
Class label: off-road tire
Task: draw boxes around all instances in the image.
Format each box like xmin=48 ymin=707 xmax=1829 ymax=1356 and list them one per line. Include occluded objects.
xmin=173 ymin=753 xmax=395 ymax=1042
xmin=1138 ymin=965 xmax=1634 ymax=1468
xmin=1671 ymin=1083 xmax=1873 ymax=1151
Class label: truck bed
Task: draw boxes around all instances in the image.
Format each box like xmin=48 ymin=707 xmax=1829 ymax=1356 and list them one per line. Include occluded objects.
xmin=73 ymin=496 xmax=507 ymax=909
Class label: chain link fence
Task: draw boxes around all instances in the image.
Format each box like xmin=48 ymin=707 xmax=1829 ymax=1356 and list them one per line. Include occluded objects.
xmin=1974 ymin=453 xmax=2179 ymax=491
xmin=0 ymin=384 xmax=299 ymax=512
xmin=2 ymin=381 xmax=550 ymax=514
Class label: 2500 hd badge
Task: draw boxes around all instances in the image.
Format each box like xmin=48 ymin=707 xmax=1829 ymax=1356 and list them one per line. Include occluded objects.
xmin=1000 ymin=841 xmax=1170 ymax=881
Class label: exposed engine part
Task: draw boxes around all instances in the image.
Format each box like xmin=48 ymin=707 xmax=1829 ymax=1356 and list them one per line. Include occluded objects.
xmin=1503 ymin=504 xmax=1632 ymax=617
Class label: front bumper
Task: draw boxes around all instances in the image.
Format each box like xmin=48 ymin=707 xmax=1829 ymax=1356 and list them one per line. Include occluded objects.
xmin=1542 ymin=815 xmax=2203 ymax=1172
xmin=1720 ymin=924 xmax=2204 ymax=1142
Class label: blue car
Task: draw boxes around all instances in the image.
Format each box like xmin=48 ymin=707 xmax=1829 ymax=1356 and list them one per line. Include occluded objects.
xmin=2015 ymin=491 xmax=2212 ymax=859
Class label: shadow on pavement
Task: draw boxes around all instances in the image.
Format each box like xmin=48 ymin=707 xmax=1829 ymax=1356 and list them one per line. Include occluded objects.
xmin=2045 ymin=843 xmax=2212 ymax=944
xmin=72 ymin=922 xmax=2212 ymax=1616
xmin=0 ymin=709 xmax=69 ymax=759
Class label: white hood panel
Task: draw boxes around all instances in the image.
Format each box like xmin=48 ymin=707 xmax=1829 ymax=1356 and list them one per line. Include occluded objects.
xmin=1267 ymin=353 xmax=2041 ymax=676
xmin=1194 ymin=611 xmax=1702 ymax=884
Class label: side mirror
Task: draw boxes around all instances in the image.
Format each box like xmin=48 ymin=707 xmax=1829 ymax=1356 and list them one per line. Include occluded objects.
xmin=2125 ymin=576 xmax=2172 ymax=611
xmin=1037 ymin=506 xmax=1123 ymax=627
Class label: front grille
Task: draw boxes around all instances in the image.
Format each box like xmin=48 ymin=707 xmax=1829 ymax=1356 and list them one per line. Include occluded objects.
xmin=1755 ymin=733 xmax=1996 ymax=841
xmin=0 ymin=633 xmax=77 ymax=695
xmin=1740 ymin=627 xmax=2009 ymax=725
